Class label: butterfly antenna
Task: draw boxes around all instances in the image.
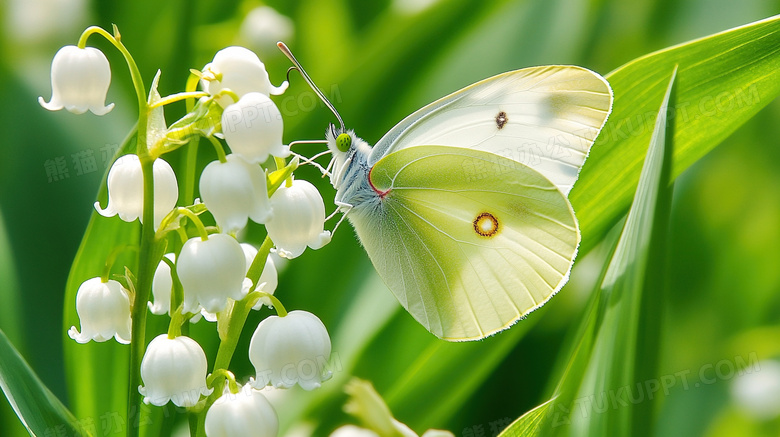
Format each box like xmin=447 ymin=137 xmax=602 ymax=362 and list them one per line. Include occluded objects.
xmin=278 ymin=42 xmax=345 ymax=132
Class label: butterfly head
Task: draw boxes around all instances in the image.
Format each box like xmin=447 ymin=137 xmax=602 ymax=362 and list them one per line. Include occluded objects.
xmin=325 ymin=124 xmax=372 ymax=189
xmin=325 ymin=123 xmax=368 ymax=156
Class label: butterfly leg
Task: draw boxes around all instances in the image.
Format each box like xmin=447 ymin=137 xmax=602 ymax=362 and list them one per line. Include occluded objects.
xmin=328 ymin=201 xmax=354 ymax=236
xmin=291 ymin=151 xmax=332 ymax=177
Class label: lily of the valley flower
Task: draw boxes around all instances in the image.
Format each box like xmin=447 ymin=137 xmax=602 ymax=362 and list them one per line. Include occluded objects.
xmin=139 ymin=334 xmax=213 ymax=407
xmin=201 ymin=46 xmax=288 ymax=108
xmin=249 ymin=310 xmax=332 ymax=391
xmin=94 ymin=154 xmax=178 ymax=229
xmin=68 ymin=277 xmax=131 ymax=344
xmin=177 ymin=234 xmax=247 ymax=314
xmin=148 ymin=253 xmax=175 ymax=316
xmin=240 ymin=243 xmax=278 ymax=310
xmin=204 ymin=384 xmax=279 ymax=437
xmin=39 ymin=45 xmax=114 ymax=115
xmin=266 ymin=179 xmax=331 ymax=258
xmin=221 ymin=92 xmax=289 ymax=164
xmin=199 ymin=154 xmax=272 ymax=233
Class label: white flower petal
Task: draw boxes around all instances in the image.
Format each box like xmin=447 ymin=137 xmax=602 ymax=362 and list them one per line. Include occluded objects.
xmin=249 ymin=310 xmax=332 ymax=391
xmin=221 ymin=92 xmax=287 ymax=164
xmin=266 ymin=179 xmax=329 ymax=258
xmin=177 ymin=234 xmax=246 ymax=314
xmin=39 ymin=45 xmax=114 ymax=115
xmin=202 ymin=46 xmax=287 ymax=108
xmin=94 ymin=155 xmax=178 ymax=229
xmin=199 ymin=154 xmax=271 ymax=233
xmin=204 ymin=384 xmax=278 ymax=437
xmin=68 ymin=278 xmax=131 ymax=344
xmin=139 ymin=335 xmax=212 ymax=407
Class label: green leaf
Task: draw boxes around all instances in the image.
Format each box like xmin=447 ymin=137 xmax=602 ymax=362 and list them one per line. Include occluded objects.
xmin=498 ymin=398 xmax=557 ymax=437
xmin=572 ymin=15 xmax=780 ymax=255
xmin=521 ymin=68 xmax=677 ymax=437
xmin=0 ymin=329 xmax=88 ymax=437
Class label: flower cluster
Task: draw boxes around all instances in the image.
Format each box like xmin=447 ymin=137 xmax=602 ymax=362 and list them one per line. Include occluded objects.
xmin=48 ymin=25 xmax=336 ymax=437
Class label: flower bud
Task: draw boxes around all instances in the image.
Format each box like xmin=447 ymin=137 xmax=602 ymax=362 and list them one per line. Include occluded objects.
xmin=177 ymin=234 xmax=247 ymax=314
xmin=39 ymin=45 xmax=114 ymax=115
xmin=266 ymin=179 xmax=331 ymax=258
xmin=68 ymin=277 xmax=131 ymax=344
xmin=202 ymin=46 xmax=287 ymax=108
xmin=139 ymin=334 xmax=212 ymax=407
xmin=221 ymin=92 xmax=289 ymax=164
xmin=249 ymin=310 xmax=332 ymax=391
xmin=204 ymin=384 xmax=278 ymax=437
xmin=94 ymin=155 xmax=179 ymax=229
xmin=240 ymin=243 xmax=278 ymax=310
xmin=199 ymin=154 xmax=272 ymax=233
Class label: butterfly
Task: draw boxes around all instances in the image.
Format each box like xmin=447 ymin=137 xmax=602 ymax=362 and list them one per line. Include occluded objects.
xmin=280 ymin=44 xmax=613 ymax=341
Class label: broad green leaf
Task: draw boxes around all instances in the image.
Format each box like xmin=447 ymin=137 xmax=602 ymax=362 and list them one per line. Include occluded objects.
xmin=0 ymin=329 xmax=87 ymax=437
xmin=573 ymin=14 xmax=780 ymax=254
xmin=521 ymin=69 xmax=677 ymax=437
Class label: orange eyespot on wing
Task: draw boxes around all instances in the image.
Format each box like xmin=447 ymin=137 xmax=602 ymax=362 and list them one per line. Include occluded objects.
xmin=473 ymin=212 xmax=499 ymax=237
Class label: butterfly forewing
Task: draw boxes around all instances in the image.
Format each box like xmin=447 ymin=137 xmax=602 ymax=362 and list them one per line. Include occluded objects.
xmin=369 ymin=66 xmax=612 ymax=196
xmin=352 ymin=146 xmax=579 ymax=340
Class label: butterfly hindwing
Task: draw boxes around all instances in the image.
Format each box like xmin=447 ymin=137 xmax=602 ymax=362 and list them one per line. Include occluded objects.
xmin=349 ymin=146 xmax=579 ymax=340
xmin=369 ymin=66 xmax=612 ymax=196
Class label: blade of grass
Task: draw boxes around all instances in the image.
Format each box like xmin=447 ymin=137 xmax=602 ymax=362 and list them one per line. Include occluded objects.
xmin=0 ymin=329 xmax=88 ymax=437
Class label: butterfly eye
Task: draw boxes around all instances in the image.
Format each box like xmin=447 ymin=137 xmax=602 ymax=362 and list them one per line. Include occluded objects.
xmin=336 ymin=133 xmax=352 ymax=152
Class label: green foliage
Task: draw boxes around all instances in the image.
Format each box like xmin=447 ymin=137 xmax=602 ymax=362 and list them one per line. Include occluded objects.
xmin=0 ymin=329 xmax=86 ymax=437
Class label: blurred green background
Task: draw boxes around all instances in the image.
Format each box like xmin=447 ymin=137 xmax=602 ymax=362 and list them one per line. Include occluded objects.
xmin=1 ymin=0 xmax=780 ymax=436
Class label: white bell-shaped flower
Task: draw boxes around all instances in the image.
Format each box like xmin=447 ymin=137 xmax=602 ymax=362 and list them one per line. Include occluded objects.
xmin=204 ymin=384 xmax=278 ymax=437
xmin=239 ymin=6 xmax=294 ymax=56
xmin=139 ymin=334 xmax=213 ymax=407
xmin=148 ymin=253 xmax=175 ymax=316
xmin=68 ymin=277 xmax=131 ymax=344
xmin=249 ymin=310 xmax=332 ymax=391
xmin=177 ymin=234 xmax=247 ymax=314
xmin=266 ymin=179 xmax=331 ymax=259
xmin=202 ymin=46 xmax=287 ymax=108
xmin=94 ymin=154 xmax=179 ymax=229
xmin=240 ymin=243 xmax=278 ymax=310
xmin=221 ymin=92 xmax=289 ymax=164
xmin=39 ymin=45 xmax=114 ymax=115
xmin=200 ymin=154 xmax=272 ymax=233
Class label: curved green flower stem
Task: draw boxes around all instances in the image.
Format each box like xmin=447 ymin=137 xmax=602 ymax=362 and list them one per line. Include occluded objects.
xmin=183 ymin=136 xmax=200 ymax=205
xmin=77 ymin=25 xmax=148 ymax=158
xmin=148 ymin=91 xmax=209 ymax=109
xmin=246 ymin=236 xmax=274 ymax=288
xmin=206 ymin=369 xmax=239 ymax=394
xmin=206 ymin=135 xmax=228 ymax=163
xmin=248 ymin=291 xmax=288 ymax=317
xmin=185 ymin=72 xmax=200 ymax=113
xmin=100 ymin=245 xmax=138 ymax=282
xmin=176 ymin=208 xmax=210 ymax=241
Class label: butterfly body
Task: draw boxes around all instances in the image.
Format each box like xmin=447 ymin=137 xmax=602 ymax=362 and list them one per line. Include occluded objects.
xmin=324 ymin=66 xmax=613 ymax=341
